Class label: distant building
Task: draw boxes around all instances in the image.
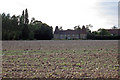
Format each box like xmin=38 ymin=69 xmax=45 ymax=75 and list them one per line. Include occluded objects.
xmin=54 ymin=26 xmax=89 ymax=39
xmin=106 ymin=29 xmax=120 ymax=36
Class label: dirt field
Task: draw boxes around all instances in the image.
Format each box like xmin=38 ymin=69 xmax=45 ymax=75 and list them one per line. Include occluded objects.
xmin=2 ymin=40 xmax=119 ymax=78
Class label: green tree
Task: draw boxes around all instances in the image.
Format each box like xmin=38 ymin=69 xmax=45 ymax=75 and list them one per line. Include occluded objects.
xmin=21 ymin=24 xmax=30 ymax=40
xmin=74 ymin=25 xmax=81 ymax=30
xmin=20 ymin=10 xmax=25 ymax=25
xmin=98 ymin=28 xmax=111 ymax=36
xmin=59 ymin=26 xmax=63 ymax=30
xmin=20 ymin=9 xmax=30 ymax=40
xmin=92 ymin=31 xmax=99 ymax=35
xmin=25 ymin=8 xmax=29 ymax=24
xmin=86 ymin=24 xmax=93 ymax=33
xmin=112 ymin=26 xmax=117 ymax=29
xmin=2 ymin=13 xmax=21 ymax=40
xmin=2 ymin=9 xmax=53 ymax=40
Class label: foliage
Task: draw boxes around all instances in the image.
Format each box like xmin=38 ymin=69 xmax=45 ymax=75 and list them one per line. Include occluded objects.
xmin=86 ymin=24 xmax=93 ymax=33
xmin=112 ymin=26 xmax=117 ymax=29
xmin=88 ymin=28 xmax=120 ymax=40
xmin=98 ymin=28 xmax=111 ymax=36
xmin=74 ymin=25 xmax=81 ymax=30
xmin=2 ymin=9 xmax=53 ymax=40
xmin=2 ymin=9 xmax=119 ymax=40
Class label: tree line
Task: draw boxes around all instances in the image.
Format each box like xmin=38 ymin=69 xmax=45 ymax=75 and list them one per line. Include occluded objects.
xmin=88 ymin=28 xmax=120 ymax=40
xmin=1 ymin=9 xmax=119 ymax=40
xmin=2 ymin=9 xmax=53 ymax=40
xmin=73 ymin=25 xmax=120 ymax=40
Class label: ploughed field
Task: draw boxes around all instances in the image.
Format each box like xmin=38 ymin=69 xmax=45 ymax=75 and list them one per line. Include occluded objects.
xmin=2 ymin=40 xmax=119 ymax=78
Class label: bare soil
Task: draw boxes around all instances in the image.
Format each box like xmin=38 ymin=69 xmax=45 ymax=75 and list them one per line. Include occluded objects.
xmin=2 ymin=40 xmax=119 ymax=78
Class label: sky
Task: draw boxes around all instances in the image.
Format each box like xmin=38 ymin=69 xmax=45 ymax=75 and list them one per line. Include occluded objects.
xmin=1 ymin=0 xmax=119 ymax=31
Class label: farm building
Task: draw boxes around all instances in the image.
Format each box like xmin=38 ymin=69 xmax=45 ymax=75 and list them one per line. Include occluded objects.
xmin=106 ymin=29 xmax=120 ymax=36
xmin=54 ymin=26 xmax=89 ymax=40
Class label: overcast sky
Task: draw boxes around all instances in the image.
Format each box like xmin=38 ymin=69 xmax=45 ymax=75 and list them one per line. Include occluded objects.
xmin=1 ymin=0 xmax=119 ymax=31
